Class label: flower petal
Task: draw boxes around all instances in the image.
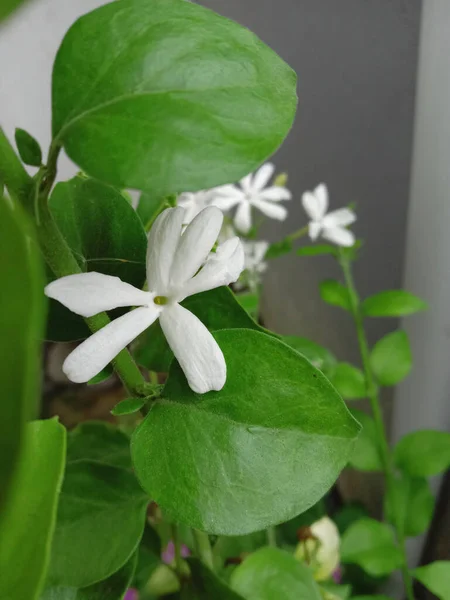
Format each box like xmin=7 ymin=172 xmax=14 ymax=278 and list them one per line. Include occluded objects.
xmin=314 ymin=183 xmax=329 ymax=216
xmin=259 ymin=186 xmax=292 ymax=201
xmin=251 ymin=198 xmax=288 ymax=221
xmin=63 ymin=306 xmax=160 ymax=383
xmin=179 ymin=237 xmax=244 ymax=300
xmin=147 ymin=207 xmax=185 ymax=293
xmin=210 ymin=194 xmax=242 ymax=212
xmin=322 ymin=226 xmax=355 ymax=247
xmin=308 ymin=221 xmax=322 ymax=241
xmin=234 ymin=201 xmax=252 ymax=233
xmin=322 ymin=207 xmax=356 ymax=228
xmin=252 ymin=162 xmax=275 ymax=190
xmin=159 ymin=303 xmax=226 ymax=393
xmin=45 ymin=272 xmax=152 ymax=318
xmin=239 ymin=173 xmax=253 ymax=194
xmin=169 ymin=206 xmax=223 ymax=289
xmin=302 ymin=190 xmax=325 ymax=221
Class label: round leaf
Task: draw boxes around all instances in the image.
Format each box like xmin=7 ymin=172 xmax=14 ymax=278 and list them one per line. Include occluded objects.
xmin=393 ymin=429 xmax=450 ymax=477
xmin=412 ymin=561 xmax=450 ymax=600
xmin=385 ymin=473 xmax=434 ymax=538
xmin=51 ymin=0 xmax=297 ymax=196
xmin=319 ymin=280 xmax=350 ymax=311
xmin=361 ymin=290 xmax=427 ymax=318
xmin=230 ymin=547 xmax=322 ymax=600
xmin=369 ymin=330 xmax=412 ymax=386
xmin=67 ymin=421 xmax=132 ymax=470
xmin=282 ymin=336 xmax=337 ymax=375
xmin=329 ymin=363 xmax=366 ymax=400
xmin=348 ymin=409 xmax=383 ymax=472
xmin=15 ymin=127 xmax=42 ymax=166
xmin=131 ymin=329 xmax=360 ymax=534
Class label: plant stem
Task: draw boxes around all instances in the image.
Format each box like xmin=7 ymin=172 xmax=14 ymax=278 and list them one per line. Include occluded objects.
xmin=286 ymin=225 xmax=308 ymax=243
xmin=171 ymin=524 xmax=183 ymax=577
xmin=338 ymin=252 xmax=415 ymax=600
xmin=192 ymin=529 xmax=214 ymax=570
xmin=266 ymin=526 xmax=277 ymax=547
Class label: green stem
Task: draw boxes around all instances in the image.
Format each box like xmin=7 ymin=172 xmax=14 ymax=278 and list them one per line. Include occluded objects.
xmin=192 ymin=529 xmax=214 ymax=570
xmin=285 ymin=225 xmax=308 ymax=243
xmin=0 ymin=127 xmax=33 ymax=209
xmin=266 ymin=526 xmax=277 ymax=547
xmin=338 ymin=252 xmax=415 ymax=600
xmin=171 ymin=524 xmax=183 ymax=577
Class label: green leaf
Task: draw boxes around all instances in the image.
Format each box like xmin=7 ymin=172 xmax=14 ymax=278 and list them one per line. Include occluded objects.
xmin=348 ymin=409 xmax=383 ymax=472
xmin=297 ymin=244 xmax=337 ymax=258
xmin=47 ymin=461 xmax=148 ymax=588
xmin=329 ymin=363 xmax=366 ymax=400
xmin=230 ymin=547 xmax=322 ymax=600
xmin=351 ymin=597 xmax=394 ymax=600
xmin=47 ymin=176 xmax=147 ymax=341
xmin=137 ymin=191 xmax=167 ymax=230
xmin=0 ymin=199 xmax=45 ymax=508
xmin=319 ymin=280 xmax=350 ymax=311
xmin=281 ymin=336 xmax=337 ymax=375
xmin=412 ymin=561 xmax=450 ymax=600
xmin=393 ymin=429 xmax=450 ymax=477
xmin=319 ymin=582 xmax=351 ymax=600
xmin=180 ymin=557 xmax=244 ymax=599
xmin=134 ymin=286 xmax=267 ymax=372
xmin=369 ymin=330 xmax=412 ymax=386
xmin=133 ymin=523 xmax=162 ymax=590
xmin=235 ymin=292 xmax=260 ymax=318
xmin=265 ymin=238 xmax=293 ymax=259
xmin=15 ymin=127 xmax=42 ymax=166
xmin=41 ymin=552 xmax=137 ymax=600
xmin=385 ymin=473 xmax=434 ymax=538
xmin=0 ymin=0 xmax=31 ymax=22
xmin=340 ymin=518 xmax=403 ymax=576
xmin=51 ymin=0 xmax=297 ymax=196
xmin=0 ymin=419 xmax=66 ymax=600
xmin=67 ymin=421 xmax=132 ymax=470
xmin=87 ymin=365 xmax=113 ymax=386
xmin=361 ymin=290 xmax=427 ymax=318
xmin=132 ymin=329 xmax=360 ymax=534
xmin=213 ymin=531 xmax=267 ymax=563
xmin=111 ymin=397 xmax=146 ymax=416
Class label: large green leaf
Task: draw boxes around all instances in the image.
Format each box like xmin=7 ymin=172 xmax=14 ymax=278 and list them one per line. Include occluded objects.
xmin=0 ymin=199 xmax=45 ymax=508
xmin=281 ymin=336 xmax=337 ymax=375
xmin=340 ymin=518 xmax=403 ymax=577
xmin=51 ymin=0 xmax=297 ymax=196
xmin=385 ymin=473 xmax=434 ymax=538
xmin=132 ymin=329 xmax=360 ymax=534
xmin=329 ymin=363 xmax=366 ymax=400
xmin=369 ymin=330 xmax=412 ymax=386
xmin=230 ymin=547 xmax=322 ymax=600
xmin=134 ymin=286 xmax=266 ymax=372
xmin=348 ymin=409 xmax=383 ymax=472
xmin=41 ymin=552 xmax=137 ymax=600
xmin=361 ymin=290 xmax=427 ymax=317
xmin=47 ymin=461 xmax=148 ymax=588
xmin=47 ymin=176 xmax=147 ymax=341
xmin=67 ymin=421 xmax=132 ymax=470
xmin=393 ymin=429 xmax=450 ymax=477
xmin=0 ymin=419 xmax=66 ymax=600
xmin=412 ymin=561 xmax=450 ymax=600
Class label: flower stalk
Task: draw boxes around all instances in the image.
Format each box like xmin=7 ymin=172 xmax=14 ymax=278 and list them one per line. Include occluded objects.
xmin=192 ymin=529 xmax=214 ymax=570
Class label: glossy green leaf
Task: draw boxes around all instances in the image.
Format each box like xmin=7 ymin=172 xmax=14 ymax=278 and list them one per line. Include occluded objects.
xmin=0 ymin=199 xmax=45 ymax=508
xmin=180 ymin=558 xmax=244 ymax=599
xmin=46 ymin=176 xmax=147 ymax=341
xmin=87 ymin=365 xmax=113 ymax=385
xmin=41 ymin=552 xmax=137 ymax=600
xmin=340 ymin=518 xmax=403 ymax=576
xmin=136 ymin=191 xmax=167 ymax=230
xmin=111 ymin=397 xmax=146 ymax=416
xmin=52 ymin=0 xmax=297 ymax=196
xmin=330 ymin=363 xmax=366 ymax=400
xmin=0 ymin=419 xmax=66 ymax=600
xmin=385 ymin=473 xmax=434 ymax=537
xmin=319 ymin=280 xmax=350 ymax=311
xmin=297 ymin=244 xmax=337 ymax=258
xmin=15 ymin=127 xmax=42 ymax=166
xmin=67 ymin=421 xmax=132 ymax=470
xmin=370 ymin=330 xmax=412 ymax=386
xmin=134 ymin=286 xmax=266 ymax=372
xmin=230 ymin=547 xmax=322 ymax=600
xmin=281 ymin=336 xmax=337 ymax=374
xmin=47 ymin=461 xmax=148 ymax=587
xmin=132 ymin=329 xmax=360 ymax=534
xmin=265 ymin=238 xmax=293 ymax=259
xmin=0 ymin=0 xmax=31 ymax=22
xmin=361 ymin=290 xmax=427 ymax=318
xmin=348 ymin=409 xmax=382 ymax=472
xmin=412 ymin=561 xmax=450 ymax=600
xmin=393 ymin=429 xmax=450 ymax=477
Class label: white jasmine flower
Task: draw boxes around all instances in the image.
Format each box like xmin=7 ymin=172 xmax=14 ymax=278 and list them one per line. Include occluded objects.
xmin=212 ymin=162 xmax=291 ymax=234
xmin=243 ymin=240 xmax=269 ymax=276
xmin=294 ymin=516 xmax=340 ymax=582
xmin=177 ymin=190 xmax=215 ymax=224
xmin=302 ymin=184 xmax=356 ymax=247
xmin=45 ymin=207 xmax=244 ymax=394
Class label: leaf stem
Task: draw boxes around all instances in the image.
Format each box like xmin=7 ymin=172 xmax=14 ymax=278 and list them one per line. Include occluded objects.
xmin=285 ymin=225 xmax=308 ymax=243
xmin=338 ymin=251 xmax=415 ymax=600
xmin=171 ymin=524 xmax=183 ymax=577
xmin=266 ymin=526 xmax=277 ymax=547
xmin=192 ymin=529 xmax=214 ymax=570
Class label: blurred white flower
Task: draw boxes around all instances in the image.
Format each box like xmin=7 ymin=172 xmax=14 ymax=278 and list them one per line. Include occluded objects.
xmin=177 ymin=190 xmax=215 ymax=224
xmin=212 ymin=163 xmax=291 ymax=234
xmin=243 ymin=240 xmax=269 ymax=276
xmin=302 ymin=184 xmax=356 ymax=247
xmin=294 ymin=516 xmax=340 ymax=582
xmin=45 ymin=207 xmax=244 ymax=394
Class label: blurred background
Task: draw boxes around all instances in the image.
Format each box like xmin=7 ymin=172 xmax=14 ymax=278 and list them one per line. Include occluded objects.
xmin=1 ymin=0 xmax=449 ymax=594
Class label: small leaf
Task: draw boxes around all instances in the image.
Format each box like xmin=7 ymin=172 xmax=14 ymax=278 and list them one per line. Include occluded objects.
xmin=340 ymin=518 xmax=403 ymax=577
xmin=181 ymin=557 xmax=244 ymax=599
xmin=0 ymin=419 xmax=66 ymax=600
xmin=370 ymin=330 xmax=412 ymax=386
xmin=319 ymin=280 xmax=350 ymax=311
xmin=297 ymin=244 xmax=337 ymax=258
xmin=235 ymin=292 xmax=260 ymax=318
xmin=111 ymin=397 xmax=146 ymax=416
xmin=132 ymin=329 xmax=360 ymax=534
xmin=265 ymin=238 xmax=293 ymax=259
xmin=230 ymin=547 xmax=322 ymax=600
xmin=330 ymin=363 xmax=366 ymax=399
xmin=385 ymin=473 xmax=434 ymax=538
xmin=15 ymin=128 xmax=42 ymax=166
xmin=393 ymin=429 xmax=450 ymax=477
xmin=282 ymin=336 xmax=337 ymax=375
xmin=412 ymin=561 xmax=450 ymax=600
xmin=348 ymin=409 xmax=383 ymax=472
xmin=47 ymin=461 xmax=148 ymax=588
xmin=361 ymin=290 xmax=427 ymax=318
xmin=67 ymin=421 xmax=132 ymax=470
xmin=87 ymin=364 xmax=113 ymax=385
